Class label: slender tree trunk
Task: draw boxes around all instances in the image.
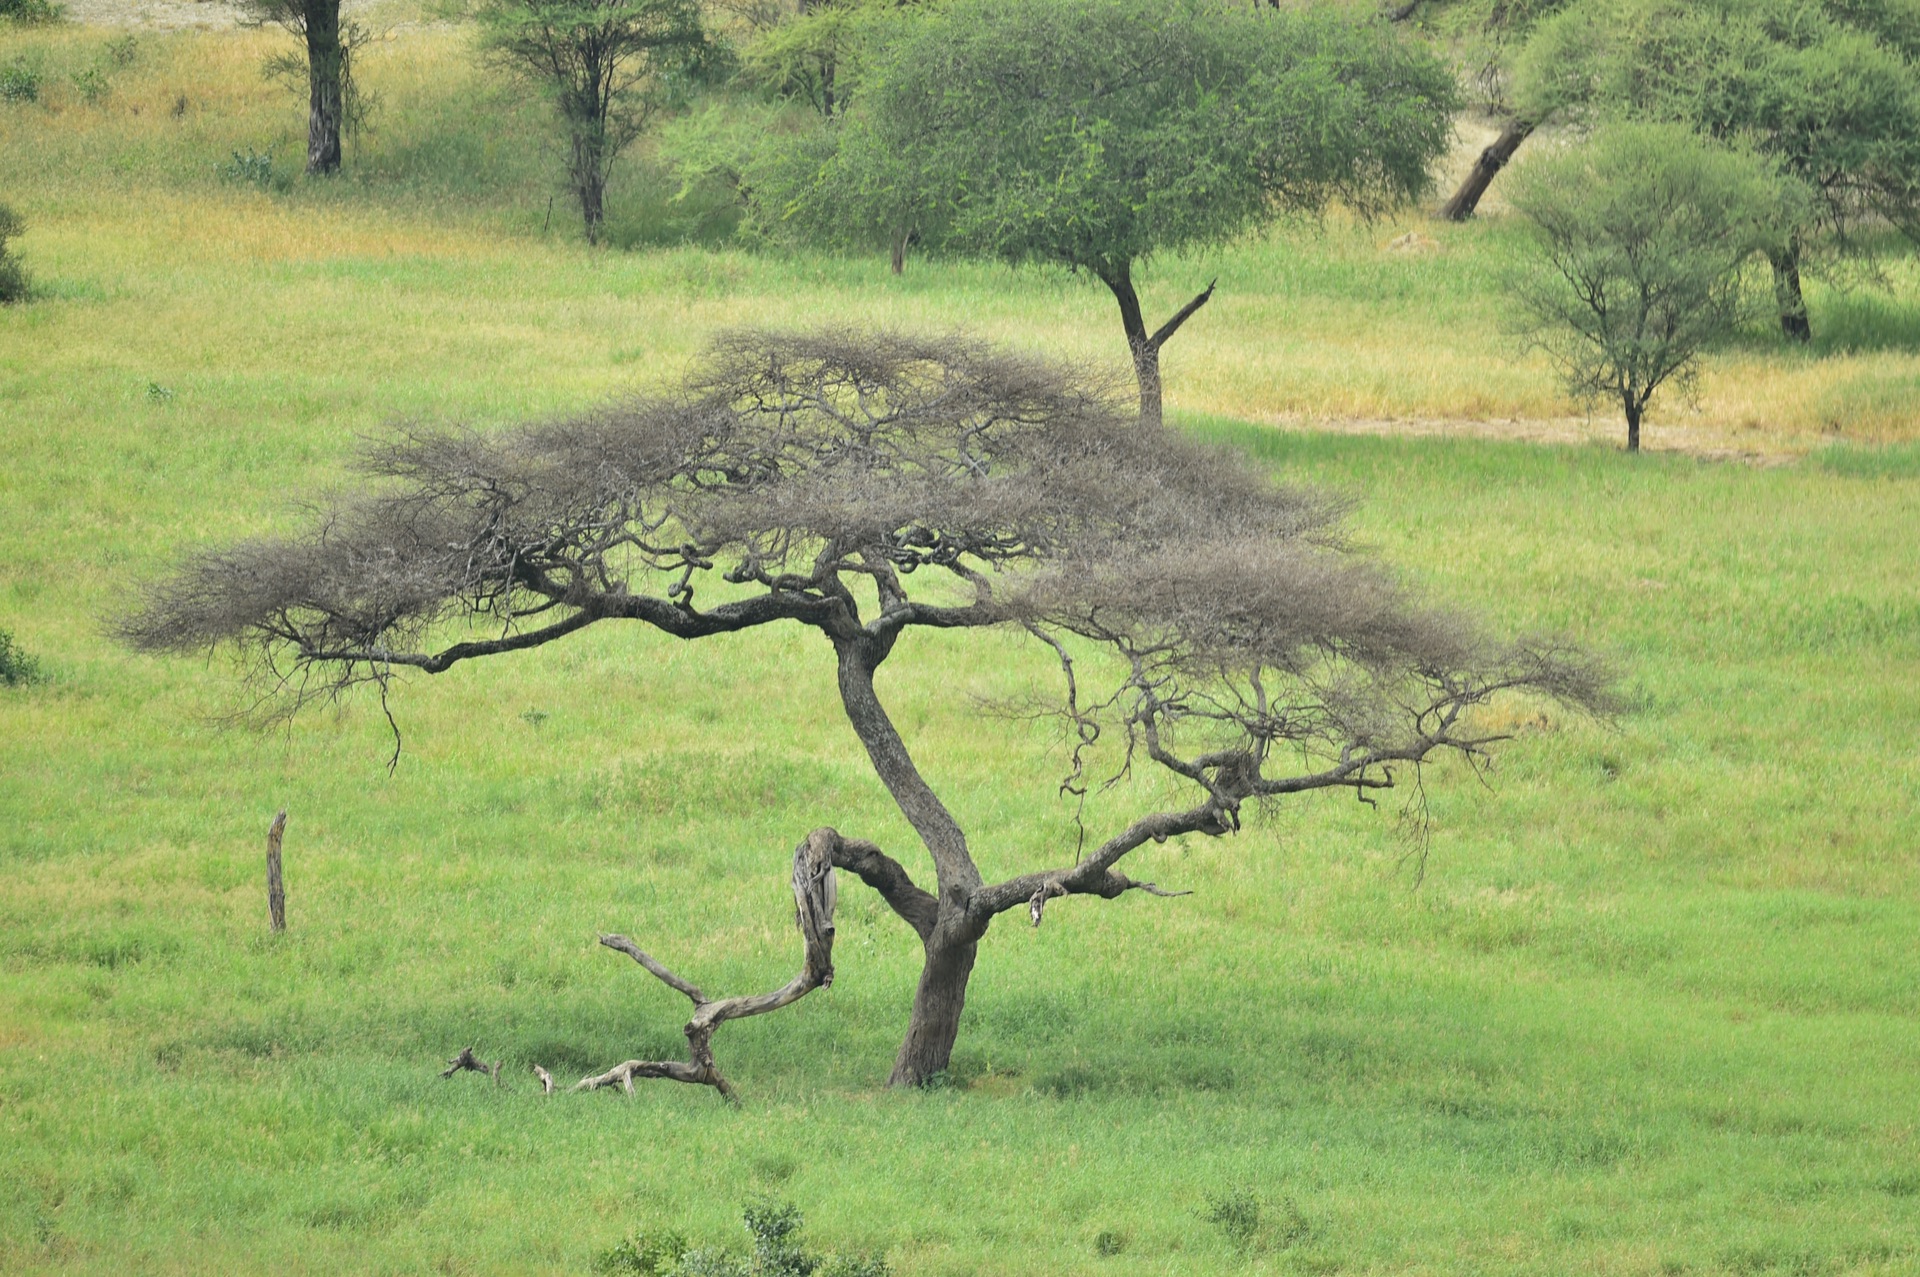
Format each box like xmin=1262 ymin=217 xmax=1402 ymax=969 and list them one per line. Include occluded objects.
xmin=1623 ymin=395 xmax=1641 ymax=453
xmin=890 ymin=228 xmax=910 ymax=275
xmin=1437 ymin=118 xmax=1534 ymax=222
xmin=1099 ymin=262 xmax=1162 ymax=425
xmin=303 ymin=0 xmax=343 ymax=176
xmin=573 ymin=130 xmax=608 ymax=245
xmin=1768 ymin=239 xmax=1812 ymax=343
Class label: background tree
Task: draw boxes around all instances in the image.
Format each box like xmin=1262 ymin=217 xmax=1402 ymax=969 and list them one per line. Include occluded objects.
xmin=242 ymin=1 xmax=356 ymax=175
xmin=470 ymin=0 xmax=715 ymax=244
xmin=1420 ymin=0 xmax=1582 ymax=221
xmin=123 ymin=329 xmax=1607 ymax=1089
xmin=1504 ymin=124 xmax=1792 ymax=450
xmin=1517 ymin=0 xmax=1920 ymax=340
xmin=767 ymin=0 xmax=1457 ymax=424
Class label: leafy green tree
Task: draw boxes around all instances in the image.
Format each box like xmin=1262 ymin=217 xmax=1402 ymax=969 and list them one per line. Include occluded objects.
xmin=1504 ymin=123 xmax=1792 ymax=450
xmin=736 ymin=0 xmax=891 ymax=120
xmin=1417 ymin=0 xmax=1584 ymax=220
xmin=771 ymin=0 xmax=1457 ymax=424
xmin=1518 ymin=0 xmax=1920 ymax=340
xmin=470 ymin=0 xmax=715 ymax=243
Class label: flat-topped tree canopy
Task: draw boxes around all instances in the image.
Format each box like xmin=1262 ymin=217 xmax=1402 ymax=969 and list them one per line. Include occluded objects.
xmin=124 ymin=329 xmax=1610 ymax=1089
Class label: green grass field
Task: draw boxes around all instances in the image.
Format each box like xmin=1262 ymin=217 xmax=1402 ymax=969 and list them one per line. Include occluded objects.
xmin=3 ymin=12 xmax=1920 ymax=1277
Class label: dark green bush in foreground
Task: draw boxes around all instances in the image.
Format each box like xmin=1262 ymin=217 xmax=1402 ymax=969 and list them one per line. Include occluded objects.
xmin=596 ymin=1200 xmax=888 ymax=1277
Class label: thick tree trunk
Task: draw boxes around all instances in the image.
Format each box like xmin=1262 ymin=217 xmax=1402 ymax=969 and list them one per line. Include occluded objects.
xmin=1437 ymin=118 xmax=1534 ymax=222
xmin=1623 ymin=396 xmax=1641 ymax=453
xmin=833 ymin=638 xmax=990 ymax=1085
xmin=889 ymin=934 xmax=979 ymax=1086
xmin=1768 ymin=240 xmax=1812 ymax=343
xmin=303 ymin=1 xmax=343 ymax=176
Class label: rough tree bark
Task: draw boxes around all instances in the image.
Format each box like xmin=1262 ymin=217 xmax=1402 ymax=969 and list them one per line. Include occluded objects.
xmin=1438 ymin=118 xmax=1535 ymax=221
xmin=301 ymin=0 xmax=344 ymax=176
xmin=265 ymin=808 xmax=287 ymax=933
xmin=570 ymin=125 xmax=610 ymax=245
xmin=1095 ymin=260 xmax=1217 ymax=426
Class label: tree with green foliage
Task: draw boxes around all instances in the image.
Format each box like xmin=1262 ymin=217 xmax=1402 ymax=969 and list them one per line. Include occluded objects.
xmin=1504 ymin=124 xmax=1792 ymax=450
xmin=1518 ymin=0 xmax=1920 ymax=341
xmin=469 ymin=0 xmax=715 ymax=244
xmin=0 ymin=0 xmax=62 ymax=24
xmin=241 ymin=1 xmax=358 ymax=175
xmin=769 ymin=0 xmax=1457 ymax=424
xmin=124 ymin=329 xmax=1606 ymax=1090
xmin=0 ymin=202 xmax=28 ymax=304
xmin=735 ymin=0 xmax=891 ymax=120
xmin=1411 ymin=0 xmax=1584 ymax=221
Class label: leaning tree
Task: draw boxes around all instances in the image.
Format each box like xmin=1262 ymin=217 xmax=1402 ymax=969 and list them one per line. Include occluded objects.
xmin=123 ymin=330 xmax=1607 ymax=1091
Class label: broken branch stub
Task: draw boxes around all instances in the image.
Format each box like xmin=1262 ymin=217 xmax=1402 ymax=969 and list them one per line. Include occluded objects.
xmin=576 ymin=828 xmax=842 ymax=1103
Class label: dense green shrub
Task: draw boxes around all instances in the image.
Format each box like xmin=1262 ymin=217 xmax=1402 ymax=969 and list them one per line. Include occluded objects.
xmin=0 ymin=58 xmax=42 ymax=102
xmin=0 ymin=202 xmax=29 ymax=304
xmin=0 ymin=628 xmax=42 ymax=686
xmin=0 ymin=0 xmax=63 ymax=23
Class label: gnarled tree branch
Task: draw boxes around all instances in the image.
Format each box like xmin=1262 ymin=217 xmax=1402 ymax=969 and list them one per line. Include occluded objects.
xmin=573 ymin=827 xmax=843 ymax=1103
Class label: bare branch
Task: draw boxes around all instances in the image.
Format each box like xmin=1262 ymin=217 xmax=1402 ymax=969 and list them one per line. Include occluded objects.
xmin=576 ymin=828 xmax=843 ymax=1103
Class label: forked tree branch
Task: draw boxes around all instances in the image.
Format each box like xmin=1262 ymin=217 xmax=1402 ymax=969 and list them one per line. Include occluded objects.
xmin=571 ymin=827 xmax=844 ymax=1103
xmin=1148 ymin=279 xmax=1217 ymax=352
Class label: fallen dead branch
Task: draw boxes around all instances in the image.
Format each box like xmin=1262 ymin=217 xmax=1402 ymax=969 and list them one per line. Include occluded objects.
xmin=567 ymin=827 xmax=841 ymax=1104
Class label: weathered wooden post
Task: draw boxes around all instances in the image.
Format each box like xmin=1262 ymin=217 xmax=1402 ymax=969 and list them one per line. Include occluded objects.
xmin=266 ymin=809 xmax=287 ymax=933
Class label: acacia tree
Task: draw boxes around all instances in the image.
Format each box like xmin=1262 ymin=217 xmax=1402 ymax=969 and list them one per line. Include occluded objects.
xmin=472 ymin=0 xmax=713 ymax=243
xmin=1505 ymin=124 xmax=1790 ymax=450
xmin=243 ymin=1 xmax=355 ymax=175
xmin=769 ymin=0 xmax=1457 ymax=425
xmin=123 ymin=330 xmax=1606 ymax=1090
xmin=1517 ymin=0 xmax=1920 ymax=341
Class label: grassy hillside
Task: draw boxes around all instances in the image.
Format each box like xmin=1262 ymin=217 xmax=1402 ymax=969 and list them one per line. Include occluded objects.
xmin=2 ymin=13 xmax=1919 ymax=1277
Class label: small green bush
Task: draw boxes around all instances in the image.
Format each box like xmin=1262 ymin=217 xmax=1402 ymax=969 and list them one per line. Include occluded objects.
xmin=70 ymin=65 xmax=107 ymax=104
xmin=0 ymin=59 xmax=42 ymax=103
xmin=1202 ymin=1188 xmax=1261 ymax=1251
xmin=0 ymin=628 xmax=43 ymax=686
xmin=218 ymin=148 xmax=277 ymax=190
xmin=594 ymin=1228 xmax=691 ymax=1276
xmin=0 ymin=203 xmax=29 ymax=304
xmin=596 ymin=1202 xmax=888 ymax=1277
